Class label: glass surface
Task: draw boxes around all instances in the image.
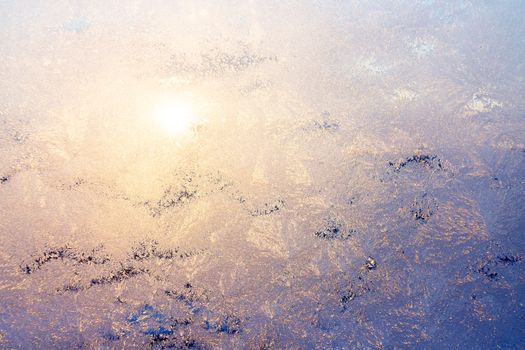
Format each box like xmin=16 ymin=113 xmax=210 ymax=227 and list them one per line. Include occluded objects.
xmin=0 ymin=1 xmax=524 ymax=348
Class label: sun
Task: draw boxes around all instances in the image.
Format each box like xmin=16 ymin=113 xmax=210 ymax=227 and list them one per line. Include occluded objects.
xmin=153 ymin=97 xmax=196 ymax=135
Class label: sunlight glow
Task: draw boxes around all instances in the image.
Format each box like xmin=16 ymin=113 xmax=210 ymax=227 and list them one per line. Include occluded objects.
xmin=153 ymin=98 xmax=197 ymax=135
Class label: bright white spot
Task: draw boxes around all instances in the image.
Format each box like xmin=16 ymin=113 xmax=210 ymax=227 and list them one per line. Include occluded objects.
xmin=153 ymin=98 xmax=196 ymax=135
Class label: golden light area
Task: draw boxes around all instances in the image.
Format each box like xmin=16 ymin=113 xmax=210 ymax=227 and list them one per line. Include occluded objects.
xmin=151 ymin=96 xmax=200 ymax=136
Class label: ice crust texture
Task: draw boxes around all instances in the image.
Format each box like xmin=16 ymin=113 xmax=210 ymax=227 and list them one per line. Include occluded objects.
xmin=0 ymin=1 xmax=524 ymax=349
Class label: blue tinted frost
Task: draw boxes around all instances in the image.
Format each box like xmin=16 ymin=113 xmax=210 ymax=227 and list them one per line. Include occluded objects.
xmin=0 ymin=0 xmax=524 ymax=349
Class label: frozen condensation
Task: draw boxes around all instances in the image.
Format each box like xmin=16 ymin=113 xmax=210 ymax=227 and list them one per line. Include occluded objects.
xmin=0 ymin=1 xmax=524 ymax=348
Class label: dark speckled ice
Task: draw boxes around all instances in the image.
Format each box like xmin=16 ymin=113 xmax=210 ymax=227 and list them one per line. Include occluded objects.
xmin=1 ymin=1 xmax=524 ymax=349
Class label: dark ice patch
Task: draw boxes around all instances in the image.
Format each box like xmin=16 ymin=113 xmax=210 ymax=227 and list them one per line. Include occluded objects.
xmin=101 ymin=330 xmax=121 ymax=341
xmin=339 ymin=274 xmax=374 ymax=312
xmin=89 ymin=265 xmax=148 ymax=287
xmin=60 ymin=177 xmax=86 ymax=190
xmin=496 ymin=254 xmax=522 ymax=265
xmin=165 ymin=282 xmax=209 ymax=313
xmin=314 ymin=217 xmax=354 ymax=240
xmin=476 ymin=252 xmax=522 ymax=281
xmin=389 ymin=154 xmax=444 ymax=173
xmin=58 ymin=177 xmax=132 ymax=202
xmin=303 ymin=112 xmax=341 ymax=133
xmin=128 ymin=304 xmax=166 ymax=325
xmin=149 ymin=333 xmax=202 ymax=349
xmin=20 ymin=245 xmax=110 ymax=274
xmin=410 ymin=193 xmax=438 ymax=222
xmin=365 ymin=257 xmax=377 ymax=270
xmin=130 ymin=240 xmax=201 ymax=262
xmin=314 ymin=119 xmax=340 ymax=131
xmin=146 ymin=186 xmax=198 ymax=217
xmin=203 ymin=314 xmax=242 ymax=335
xmin=249 ymin=198 xmax=285 ymax=217
xmin=0 ymin=174 xmax=10 ymax=184
xmin=142 ymin=171 xmax=233 ymax=217
xmin=127 ymin=304 xmax=192 ymax=329
xmin=59 ymin=170 xmax=282 ymax=221
xmin=124 ymin=304 xmax=197 ymax=348
xmin=22 ymin=240 xmax=202 ymax=292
